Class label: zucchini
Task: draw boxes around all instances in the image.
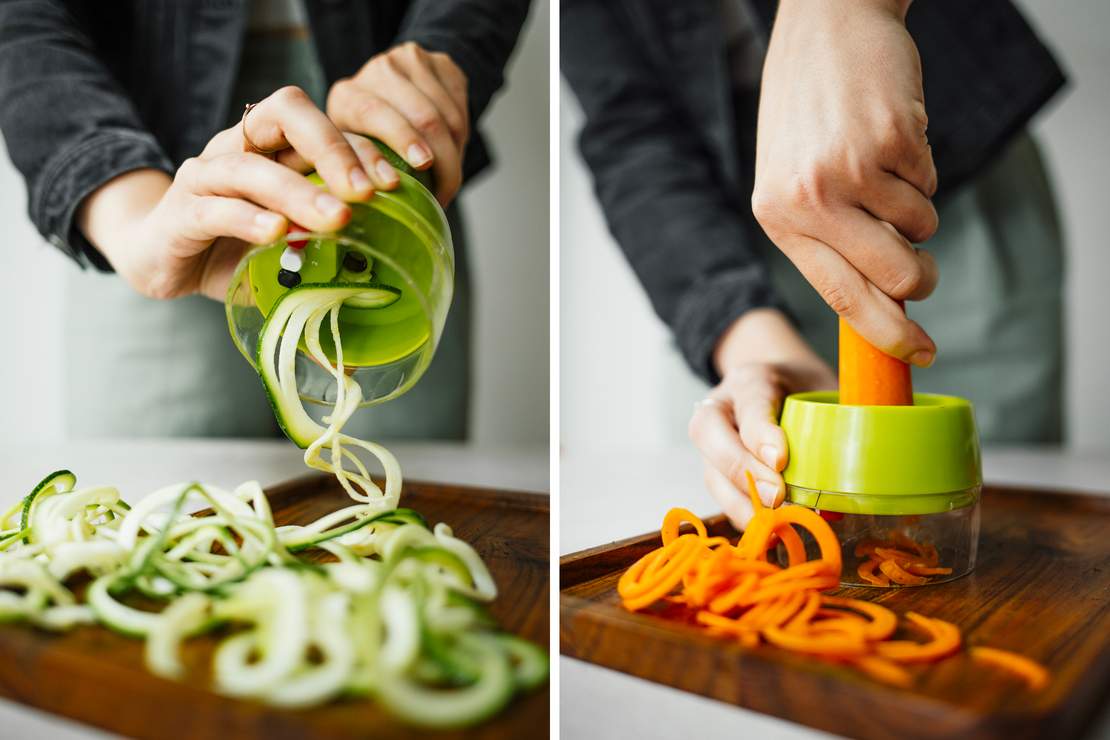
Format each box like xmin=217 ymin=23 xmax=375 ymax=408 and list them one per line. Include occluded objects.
xmin=20 ymin=470 xmax=76 ymax=543
xmin=256 ymin=283 xmax=368 ymax=448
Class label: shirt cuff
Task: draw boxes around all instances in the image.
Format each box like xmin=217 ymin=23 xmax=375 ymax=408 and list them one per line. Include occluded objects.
xmin=672 ymin=265 xmax=789 ymax=385
xmin=30 ymin=128 xmax=173 ymax=271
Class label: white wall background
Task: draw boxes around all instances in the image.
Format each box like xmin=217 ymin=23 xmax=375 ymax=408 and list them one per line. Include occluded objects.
xmin=0 ymin=0 xmax=548 ymax=448
xmin=560 ymin=0 xmax=1110 ymax=454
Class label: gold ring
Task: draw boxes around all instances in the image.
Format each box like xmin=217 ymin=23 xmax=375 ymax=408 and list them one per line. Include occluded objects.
xmin=241 ymin=102 xmax=280 ymax=155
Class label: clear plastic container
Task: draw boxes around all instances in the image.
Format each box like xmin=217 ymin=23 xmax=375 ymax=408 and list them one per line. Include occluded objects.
xmin=777 ymin=488 xmax=981 ymax=587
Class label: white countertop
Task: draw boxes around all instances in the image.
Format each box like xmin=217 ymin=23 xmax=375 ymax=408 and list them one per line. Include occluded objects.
xmin=0 ymin=439 xmax=547 ymax=740
xmin=560 ymin=444 xmax=1110 ymax=740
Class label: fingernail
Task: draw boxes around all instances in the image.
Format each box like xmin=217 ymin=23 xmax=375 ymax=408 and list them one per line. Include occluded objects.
xmin=254 ymin=212 xmax=284 ymax=238
xmin=375 ymin=159 xmax=399 ymax=187
xmin=315 ymin=193 xmax=347 ymax=219
xmin=909 ymin=350 xmax=935 ymax=368
xmin=760 ymin=445 xmax=779 ymax=469
xmin=756 ymin=480 xmax=781 ymax=507
xmin=349 ymin=166 xmax=372 ymax=193
xmin=406 ymin=143 xmax=432 ymax=167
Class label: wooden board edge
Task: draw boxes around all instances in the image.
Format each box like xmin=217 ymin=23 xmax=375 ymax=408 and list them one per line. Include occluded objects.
xmin=264 ymin=473 xmax=550 ymax=513
xmin=557 ymin=594 xmax=1013 ymax=740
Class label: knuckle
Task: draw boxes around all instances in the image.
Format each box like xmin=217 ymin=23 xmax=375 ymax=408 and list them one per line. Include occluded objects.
xmin=750 ymin=186 xmax=778 ymax=228
xmin=724 ymin=455 xmax=748 ymax=487
xmin=886 ymin=261 xmax=926 ymax=300
xmin=821 ymin=282 xmax=858 ymax=317
xmin=687 ymin=412 xmax=703 ymax=443
xmin=273 ymin=85 xmax=309 ymax=105
xmin=411 ymin=109 xmax=444 ymax=136
xmin=357 ymin=95 xmax=383 ymax=119
xmin=144 ymin=272 xmax=178 ymax=301
xmin=176 ymin=157 xmax=204 ymax=188
xmin=184 ymin=198 xmax=207 ymax=229
xmin=321 ymin=137 xmax=357 ymax=164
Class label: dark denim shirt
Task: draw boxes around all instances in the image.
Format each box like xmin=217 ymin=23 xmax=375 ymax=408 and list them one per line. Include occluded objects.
xmin=0 ymin=0 xmax=530 ymax=270
xmin=562 ymin=0 xmax=1066 ymax=383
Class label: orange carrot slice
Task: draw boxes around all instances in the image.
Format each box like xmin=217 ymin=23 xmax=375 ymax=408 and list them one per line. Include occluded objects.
xmin=857 ymin=558 xmax=891 ymax=587
xmin=852 ymin=655 xmax=913 ymax=687
xmin=970 ymin=647 xmax=1049 ymax=691
xmin=876 ymin=613 xmax=961 ymax=663
xmin=763 ymin=626 xmax=868 ymax=657
xmin=661 ymin=507 xmax=707 ymax=545
xmin=820 ymin=597 xmax=899 ymax=641
xmin=878 ymin=559 xmax=929 ymax=586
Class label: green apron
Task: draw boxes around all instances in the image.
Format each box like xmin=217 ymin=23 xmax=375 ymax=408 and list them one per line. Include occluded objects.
xmin=763 ymin=133 xmax=1064 ymax=443
xmin=63 ymin=30 xmax=470 ymax=440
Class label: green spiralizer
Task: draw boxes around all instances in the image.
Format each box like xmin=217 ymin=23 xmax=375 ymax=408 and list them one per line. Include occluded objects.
xmin=225 ymin=142 xmax=453 ymax=409
xmin=778 ymin=321 xmax=983 ymax=587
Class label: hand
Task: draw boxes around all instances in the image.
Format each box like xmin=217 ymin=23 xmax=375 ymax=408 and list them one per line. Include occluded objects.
xmin=688 ymin=309 xmax=837 ymax=529
xmin=328 ymin=42 xmax=469 ymax=206
xmin=752 ymin=0 xmax=938 ymax=367
xmin=79 ymin=86 xmax=384 ymax=300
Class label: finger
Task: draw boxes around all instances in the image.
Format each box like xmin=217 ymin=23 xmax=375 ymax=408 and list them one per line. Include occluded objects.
xmin=818 ymin=207 xmax=939 ymax=302
xmin=396 ymin=46 xmax=468 ymax=148
xmin=891 ymin=140 xmax=938 ymax=199
xmin=860 ymin=173 xmax=939 ymax=244
xmin=730 ymin=386 xmax=789 ymax=482
xmin=429 ymin=52 xmax=469 ymax=137
xmin=181 ymin=153 xmax=351 ymax=233
xmin=776 ymin=233 xmax=936 ymax=364
xmin=243 ymin=86 xmax=373 ymax=202
xmin=330 ymin=82 xmax=433 ymax=171
xmin=367 ymin=61 xmax=463 ymax=204
xmin=688 ymin=399 xmax=781 ymax=505
xmin=278 ymin=132 xmax=400 ymax=190
xmin=182 ymin=195 xmax=287 ymax=246
xmin=704 ymin=466 xmax=755 ymax=531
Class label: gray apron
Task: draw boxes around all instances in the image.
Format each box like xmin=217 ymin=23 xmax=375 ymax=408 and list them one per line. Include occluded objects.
xmin=63 ymin=27 xmax=470 ymax=440
xmin=763 ymin=133 xmax=1064 ymax=443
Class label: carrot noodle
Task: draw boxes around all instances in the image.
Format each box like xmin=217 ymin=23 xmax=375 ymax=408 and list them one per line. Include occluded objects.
xmin=970 ymin=646 xmax=1049 ymax=690
xmin=856 ymin=531 xmax=950 ymax=586
xmin=618 ymin=489 xmax=1048 ymax=691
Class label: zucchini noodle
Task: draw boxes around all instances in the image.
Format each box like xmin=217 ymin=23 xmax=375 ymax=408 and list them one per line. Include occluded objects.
xmin=0 ymin=285 xmax=546 ymax=726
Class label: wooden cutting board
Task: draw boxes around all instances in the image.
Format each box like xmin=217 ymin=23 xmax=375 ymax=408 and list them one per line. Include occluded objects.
xmin=0 ymin=475 xmax=549 ymax=740
xmin=561 ymin=485 xmax=1110 ymax=740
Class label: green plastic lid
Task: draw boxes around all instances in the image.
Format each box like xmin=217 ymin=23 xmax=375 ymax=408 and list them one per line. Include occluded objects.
xmin=780 ymin=392 xmax=982 ymax=515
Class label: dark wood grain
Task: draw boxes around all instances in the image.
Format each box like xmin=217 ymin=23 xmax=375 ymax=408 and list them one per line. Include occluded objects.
xmin=0 ymin=474 xmax=550 ymax=740
xmin=561 ymin=485 xmax=1110 ymax=740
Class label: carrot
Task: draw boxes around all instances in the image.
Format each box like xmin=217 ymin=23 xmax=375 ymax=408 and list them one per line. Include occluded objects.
xmin=876 ymin=613 xmax=961 ymax=663
xmin=820 ymin=597 xmax=898 ymax=641
xmin=763 ymin=626 xmax=868 ymax=657
xmin=618 ymin=507 xmax=1048 ymax=693
xmin=775 ymin=524 xmax=809 ymax=567
xmin=772 ymin=506 xmax=843 ymax=575
xmin=661 ymin=507 xmax=707 ymax=545
xmin=904 ymin=563 xmax=952 ymax=577
xmin=838 ymin=315 xmax=913 ymax=406
xmin=872 ymin=547 xmax=921 ymax=565
xmin=708 ymin=572 xmax=761 ymax=614
xmin=970 ymin=647 xmax=1049 ymax=691
xmin=857 ymin=558 xmax=891 ymax=587
xmin=878 ymin=559 xmax=929 ymax=586
xmin=852 ymin=656 xmax=913 ymax=687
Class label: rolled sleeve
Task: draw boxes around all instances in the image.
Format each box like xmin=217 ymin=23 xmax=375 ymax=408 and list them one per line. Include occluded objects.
xmin=32 ymin=129 xmax=173 ymax=270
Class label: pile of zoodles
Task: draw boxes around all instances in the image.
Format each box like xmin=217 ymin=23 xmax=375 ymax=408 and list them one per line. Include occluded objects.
xmin=0 ymin=286 xmax=546 ymax=726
